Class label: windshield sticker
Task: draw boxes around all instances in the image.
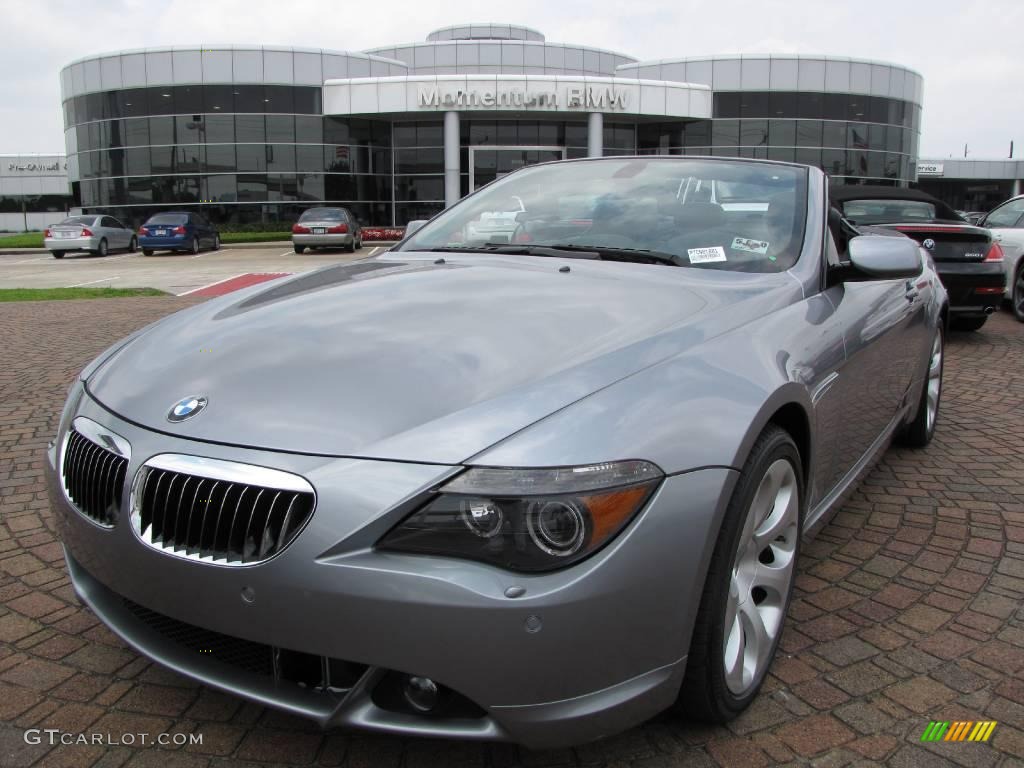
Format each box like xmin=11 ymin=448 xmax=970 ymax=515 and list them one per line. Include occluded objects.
xmin=687 ymin=246 xmax=728 ymax=264
xmin=732 ymin=237 xmax=769 ymax=254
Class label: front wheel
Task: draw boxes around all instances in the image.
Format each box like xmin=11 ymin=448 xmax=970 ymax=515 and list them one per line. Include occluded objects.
xmin=677 ymin=425 xmax=802 ymax=722
xmin=212 ymin=234 xmax=221 ymax=251
xmin=899 ymin=326 xmax=943 ymax=448
xmin=951 ymin=315 xmax=986 ymax=332
xmin=128 ymin=236 xmax=138 ymax=253
xmin=190 ymin=236 xmax=200 ymax=255
xmin=1013 ymin=265 xmax=1024 ymax=322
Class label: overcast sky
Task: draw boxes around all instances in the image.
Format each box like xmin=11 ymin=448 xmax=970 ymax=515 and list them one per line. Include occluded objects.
xmin=2 ymin=0 xmax=1021 ymax=160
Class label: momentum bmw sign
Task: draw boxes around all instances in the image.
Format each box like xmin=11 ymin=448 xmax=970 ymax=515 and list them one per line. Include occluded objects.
xmin=417 ymin=86 xmax=629 ymax=110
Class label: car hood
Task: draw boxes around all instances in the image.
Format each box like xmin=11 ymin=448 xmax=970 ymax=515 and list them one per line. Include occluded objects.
xmin=87 ymin=253 xmax=794 ymax=463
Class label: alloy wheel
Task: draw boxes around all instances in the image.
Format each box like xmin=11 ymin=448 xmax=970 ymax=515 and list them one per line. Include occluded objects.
xmin=926 ymin=329 xmax=943 ymax=433
xmin=723 ymin=458 xmax=799 ymax=696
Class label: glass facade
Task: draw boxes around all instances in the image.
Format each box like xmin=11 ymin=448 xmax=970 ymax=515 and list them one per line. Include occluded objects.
xmin=60 ymin=44 xmax=925 ymax=228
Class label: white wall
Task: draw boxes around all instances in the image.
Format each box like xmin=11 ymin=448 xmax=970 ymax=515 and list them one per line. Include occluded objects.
xmin=0 ymin=212 xmax=69 ymax=233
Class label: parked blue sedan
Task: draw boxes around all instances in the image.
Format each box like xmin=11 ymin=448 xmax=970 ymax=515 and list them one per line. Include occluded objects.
xmin=138 ymin=212 xmax=220 ymax=256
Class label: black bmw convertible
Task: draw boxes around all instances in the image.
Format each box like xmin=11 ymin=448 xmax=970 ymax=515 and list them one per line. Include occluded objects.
xmin=831 ymin=185 xmax=1005 ymax=331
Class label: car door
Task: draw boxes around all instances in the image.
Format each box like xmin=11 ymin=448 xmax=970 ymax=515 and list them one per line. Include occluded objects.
xmin=99 ymin=217 xmax=122 ymax=249
xmin=193 ymin=213 xmax=207 ymax=245
xmin=108 ymin=216 xmax=130 ymax=249
xmin=817 ymin=229 xmax=925 ymax=495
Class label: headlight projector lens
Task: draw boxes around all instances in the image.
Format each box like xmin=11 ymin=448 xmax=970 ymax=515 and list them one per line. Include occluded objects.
xmin=527 ymin=500 xmax=586 ymax=556
xmin=461 ymin=499 xmax=503 ymax=538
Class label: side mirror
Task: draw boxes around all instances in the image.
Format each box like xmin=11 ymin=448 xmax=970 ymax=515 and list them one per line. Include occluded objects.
xmin=846 ymin=235 xmax=921 ymax=279
xmin=404 ymin=220 xmax=428 ymax=237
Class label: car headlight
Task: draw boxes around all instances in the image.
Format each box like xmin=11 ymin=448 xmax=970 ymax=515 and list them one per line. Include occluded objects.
xmin=377 ymin=461 xmax=663 ymax=572
xmin=56 ymin=379 xmax=85 ymax=441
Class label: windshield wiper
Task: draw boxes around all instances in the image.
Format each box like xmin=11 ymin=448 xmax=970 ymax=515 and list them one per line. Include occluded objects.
xmin=416 ymin=244 xmax=600 ymax=259
xmin=420 ymin=243 xmax=680 ymax=266
xmin=544 ymin=244 xmax=681 ymax=266
xmin=484 ymin=244 xmax=600 ymax=259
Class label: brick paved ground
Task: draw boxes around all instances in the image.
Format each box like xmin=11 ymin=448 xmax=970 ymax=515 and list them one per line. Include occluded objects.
xmin=1 ymin=297 xmax=1023 ymax=768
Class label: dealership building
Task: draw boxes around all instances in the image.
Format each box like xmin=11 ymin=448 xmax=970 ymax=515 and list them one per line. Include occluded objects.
xmin=3 ymin=23 xmax=1014 ymax=231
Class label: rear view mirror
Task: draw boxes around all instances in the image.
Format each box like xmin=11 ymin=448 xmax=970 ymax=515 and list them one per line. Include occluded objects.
xmin=847 ymin=235 xmax=921 ymax=279
xmin=404 ymin=220 xmax=428 ymax=237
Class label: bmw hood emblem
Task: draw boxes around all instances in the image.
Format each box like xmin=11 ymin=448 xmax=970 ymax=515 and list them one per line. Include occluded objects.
xmin=167 ymin=396 xmax=208 ymax=422
xmin=922 ymin=238 xmax=936 ymax=250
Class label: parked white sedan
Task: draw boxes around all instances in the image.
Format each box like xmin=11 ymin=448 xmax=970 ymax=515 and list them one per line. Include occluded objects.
xmin=45 ymin=215 xmax=138 ymax=259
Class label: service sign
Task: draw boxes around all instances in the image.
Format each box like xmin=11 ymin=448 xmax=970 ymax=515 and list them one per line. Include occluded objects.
xmin=2 ymin=159 xmax=67 ymax=176
xmin=916 ymin=163 xmax=944 ymax=176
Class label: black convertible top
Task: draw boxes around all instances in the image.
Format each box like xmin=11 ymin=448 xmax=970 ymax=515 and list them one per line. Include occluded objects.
xmin=829 ymin=184 xmax=962 ymax=222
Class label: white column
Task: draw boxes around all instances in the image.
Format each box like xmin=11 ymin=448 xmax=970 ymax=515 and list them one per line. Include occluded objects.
xmin=587 ymin=112 xmax=603 ymax=158
xmin=1013 ymin=179 xmax=1022 ymax=198
xmin=444 ymin=111 xmax=460 ymax=208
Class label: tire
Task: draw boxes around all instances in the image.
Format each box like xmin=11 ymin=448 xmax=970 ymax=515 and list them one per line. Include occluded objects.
xmin=190 ymin=237 xmax=200 ymax=255
xmin=294 ymin=244 xmax=305 ymax=254
xmin=212 ymin=234 xmax=221 ymax=251
xmin=51 ymin=252 xmax=64 ymax=259
xmin=128 ymin=236 xmax=138 ymax=253
xmin=951 ymin=316 xmax=986 ymax=332
xmin=898 ymin=326 xmax=943 ymax=448
xmin=354 ymin=235 xmax=362 ymax=250
xmin=677 ymin=425 xmax=803 ymax=723
xmin=346 ymin=238 xmax=356 ymax=253
xmin=142 ymin=249 xmax=154 ymax=256
xmin=94 ymin=239 xmax=108 ymax=257
xmin=1013 ymin=264 xmax=1024 ymax=323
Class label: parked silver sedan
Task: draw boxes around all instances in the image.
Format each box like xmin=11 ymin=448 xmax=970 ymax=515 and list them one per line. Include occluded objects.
xmin=49 ymin=157 xmax=946 ymax=749
xmin=292 ymin=207 xmax=362 ymax=253
xmin=45 ymin=215 xmax=137 ymax=259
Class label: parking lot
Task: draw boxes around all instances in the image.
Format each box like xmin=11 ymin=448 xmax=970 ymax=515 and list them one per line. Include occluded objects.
xmin=0 ymin=243 xmax=380 ymax=295
xmin=0 ymin=292 xmax=1022 ymax=767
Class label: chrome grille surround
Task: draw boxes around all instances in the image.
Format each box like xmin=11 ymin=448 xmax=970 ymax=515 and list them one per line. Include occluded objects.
xmin=61 ymin=417 xmax=132 ymax=527
xmin=129 ymin=454 xmax=316 ymax=566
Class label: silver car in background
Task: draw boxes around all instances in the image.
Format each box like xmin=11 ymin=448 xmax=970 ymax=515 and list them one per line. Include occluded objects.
xmin=45 ymin=214 xmax=137 ymax=259
xmin=292 ymin=207 xmax=362 ymax=253
xmin=976 ymin=194 xmax=1024 ymax=321
xmin=49 ymin=157 xmax=946 ymax=748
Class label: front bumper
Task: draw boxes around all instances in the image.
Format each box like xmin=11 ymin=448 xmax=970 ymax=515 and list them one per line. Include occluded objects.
xmin=936 ymin=262 xmax=1005 ymax=316
xmin=47 ymin=392 xmax=735 ymax=747
xmin=45 ymin=236 xmax=99 ymax=252
xmin=293 ymin=233 xmax=355 ymax=248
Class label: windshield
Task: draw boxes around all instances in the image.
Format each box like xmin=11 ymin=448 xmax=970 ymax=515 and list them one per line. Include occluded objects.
xmin=300 ymin=208 xmax=345 ymax=221
xmin=146 ymin=213 xmax=188 ymax=225
xmin=398 ymin=158 xmax=808 ymax=272
xmin=59 ymin=216 xmax=98 ymax=226
xmin=840 ymin=199 xmax=937 ymax=224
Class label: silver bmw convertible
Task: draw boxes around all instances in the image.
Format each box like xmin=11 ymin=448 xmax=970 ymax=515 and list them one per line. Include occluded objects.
xmin=47 ymin=157 xmax=947 ymax=749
